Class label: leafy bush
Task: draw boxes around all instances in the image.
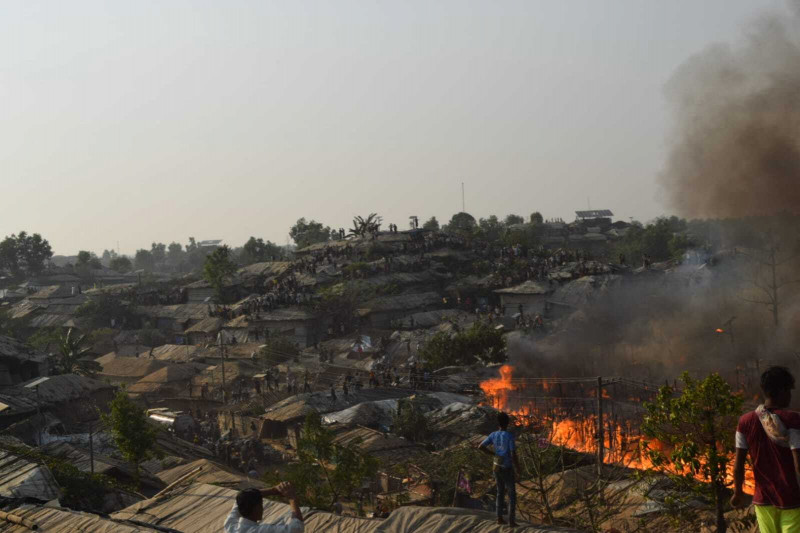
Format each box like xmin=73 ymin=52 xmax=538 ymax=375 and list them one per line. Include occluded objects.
xmin=392 ymin=398 xmax=430 ymax=442
xmin=419 ymin=321 xmax=506 ymax=370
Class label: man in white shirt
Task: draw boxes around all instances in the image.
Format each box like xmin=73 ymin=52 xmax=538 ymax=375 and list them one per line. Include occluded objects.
xmin=224 ymin=482 xmax=304 ymax=533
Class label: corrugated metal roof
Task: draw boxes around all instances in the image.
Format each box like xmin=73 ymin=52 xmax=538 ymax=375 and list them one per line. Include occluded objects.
xmin=16 ymin=374 xmax=114 ymax=404
xmin=575 ymin=209 xmax=614 ymax=218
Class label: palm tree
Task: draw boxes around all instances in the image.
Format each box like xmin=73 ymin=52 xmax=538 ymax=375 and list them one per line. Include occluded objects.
xmin=51 ymin=328 xmax=101 ymax=376
xmin=348 ymin=214 xmax=383 ymax=238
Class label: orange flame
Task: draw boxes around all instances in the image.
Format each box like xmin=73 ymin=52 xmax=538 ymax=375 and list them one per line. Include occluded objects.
xmin=479 ymin=365 xmax=754 ymax=494
xmin=716 ymin=328 xmax=725 ymax=334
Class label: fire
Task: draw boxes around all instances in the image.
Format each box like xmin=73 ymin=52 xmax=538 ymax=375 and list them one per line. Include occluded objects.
xmin=479 ymin=365 xmax=755 ymax=494
xmin=716 ymin=328 xmax=725 ymax=333
xmin=480 ymin=364 xmax=516 ymax=410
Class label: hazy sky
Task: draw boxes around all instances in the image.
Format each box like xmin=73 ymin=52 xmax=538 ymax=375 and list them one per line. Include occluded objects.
xmin=0 ymin=0 xmax=783 ymax=255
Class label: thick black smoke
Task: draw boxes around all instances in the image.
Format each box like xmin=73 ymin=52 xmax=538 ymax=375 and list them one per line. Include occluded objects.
xmin=660 ymin=7 xmax=800 ymax=218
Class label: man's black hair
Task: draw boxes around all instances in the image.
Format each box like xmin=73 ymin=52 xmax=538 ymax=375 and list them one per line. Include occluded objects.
xmin=237 ymin=488 xmax=262 ymax=517
xmin=497 ymin=411 xmax=510 ymax=429
xmin=761 ymin=366 xmax=795 ymax=398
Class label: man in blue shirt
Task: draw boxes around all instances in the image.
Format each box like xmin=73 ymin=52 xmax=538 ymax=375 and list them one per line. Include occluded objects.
xmin=479 ymin=411 xmax=519 ymax=527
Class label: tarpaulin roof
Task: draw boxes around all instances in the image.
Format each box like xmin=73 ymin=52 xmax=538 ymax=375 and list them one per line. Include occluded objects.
xmin=4 ymin=505 xmax=158 ymax=532
xmin=375 ymin=506 xmax=581 ymax=532
xmin=156 ymin=458 xmax=265 ymax=490
xmin=0 ymin=449 xmax=61 ymax=501
xmin=96 ymin=352 xmax=169 ymax=378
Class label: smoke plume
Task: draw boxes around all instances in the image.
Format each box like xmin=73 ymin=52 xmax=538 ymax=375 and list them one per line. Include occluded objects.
xmin=660 ymin=7 xmax=800 ymax=218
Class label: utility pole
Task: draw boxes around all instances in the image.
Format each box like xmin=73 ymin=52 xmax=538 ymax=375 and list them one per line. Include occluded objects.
xmin=597 ymin=376 xmax=604 ymax=477
xmin=219 ymin=334 xmax=226 ymax=404
xmin=89 ymin=420 xmax=94 ymax=475
xmin=35 ymin=385 xmax=41 ymax=446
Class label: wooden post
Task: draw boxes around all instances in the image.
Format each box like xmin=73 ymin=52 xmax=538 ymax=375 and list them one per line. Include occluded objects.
xmin=597 ymin=376 xmax=604 ymax=477
xmin=452 ymin=469 xmax=462 ymax=507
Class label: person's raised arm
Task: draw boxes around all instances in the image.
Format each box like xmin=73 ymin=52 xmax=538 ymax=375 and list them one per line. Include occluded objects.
xmin=277 ymin=482 xmax=304 ymax=523
xmin=730 ymin=448 xmax=747 ymax=508
xmin=477 ymin=435 xmax=493 ymax=456
xmin=260 ymin=486 xmax=283 ymax=498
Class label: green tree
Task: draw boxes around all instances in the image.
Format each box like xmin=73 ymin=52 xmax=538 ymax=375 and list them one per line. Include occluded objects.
xmin=478 ymin=215 xmax=504 ymax=242
xmin=504 ymin=214 xmax=525 ymax=226
xmin=185 ymin=237 xmax=208 ymax=271
xmin=0 ymin=237 xmax=20 ymax=277
xmin=504 ymin=223 xmax=541 ymax=249
xmin=316 ymin=282 xmax=375 ymax=332
xmin=289 ymin=218 xmax=332 ymax=249
xmin=50 ymin=328 xmax=102 ymax=376
xmin=150 ymin=242 xmax=166 ymax=266
xmin=392 ymin=398 xmax=430 ymax=442
xmin=348 ymin=214 xmax=383 ymax=238
xmin=423 ymin=216 xmax=440 ymax=231
xmin=77 ymin=251 xmax=102 ymax=270
xmin=17 ymin=232 xmax=53 ymax=276
xmin=419 ymin=321 xmax=506 ymax=370
xmin=410 ymin=441 xmax=492 ymax=507
xmin=641 ymin=372 xmax=743 ymax=533
xmin=241 ymin=237 xmax=284 ymax=265
xmin=275 ymin=413 xmax=378 ymax=509
xmin=203 ymin=245 xmax=237 ymax=302
xmin=77 ymin=293 xmax=136 ymax=329
xmin=445 ymin=212 xmax=477 ymax=234
xmin=530 ymin=212 xmax=544 ymax=225
xmin=27 ymin=327 xmax=61 ymax=352
xmin=110 ymin=256 xmax=133 ymax=273
xmin=101 ymin=389 xmax=161 ymax=488
xmin=101 ymin=249 xmax=116 ymax=265
xmin=0 ymin=232 xmax=53 ymax=277
xmin=616 ymin=217 xmax=691 ymax=264
xmin=77 ymin=251 xmax=92 ymax=265
xmin=134 ymin=249 xmax=155 ymax=271
xmin=166 ymin=242 xmax=184 ymax=267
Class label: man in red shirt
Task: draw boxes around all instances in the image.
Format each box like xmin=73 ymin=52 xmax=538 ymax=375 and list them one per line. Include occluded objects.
xmin=732 ymin=366 xmax=800 ymax=532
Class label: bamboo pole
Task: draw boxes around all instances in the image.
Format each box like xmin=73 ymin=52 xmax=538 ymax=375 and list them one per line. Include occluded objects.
xmin=0 ymin=511 xmax=38 ymax=530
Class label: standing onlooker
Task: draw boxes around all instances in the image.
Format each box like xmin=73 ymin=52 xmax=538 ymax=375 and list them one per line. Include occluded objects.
xmin=478 ymin=412 xmax=519 ymax=527
xmin=732 ymin=366 xmax=800 ymax=532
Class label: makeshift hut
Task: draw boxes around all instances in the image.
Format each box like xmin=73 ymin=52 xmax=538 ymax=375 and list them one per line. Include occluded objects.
xmin=95 ymin=352 xmax=169 ymax=385
xmin=0 ymin=448 xmax=61 ymax=501
xmin=155 ymin=458 xmax=265 ymax=491
xmin=2 ymin=505 xmax=157 ymax=532
xmin=0 ymin=335 xmax=47 ymax=386
xmin=127 ymin=363 xmax=211 ymax=400
xmin=223 ymin=307 xmax=319 ymax=347
xmin=184 ymin=317 xmax=225 ymax=345
xmin=359 ymin=291 xmax=442 ymax=328
xmin=494 ymin=281 xmax=554 ymax=317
